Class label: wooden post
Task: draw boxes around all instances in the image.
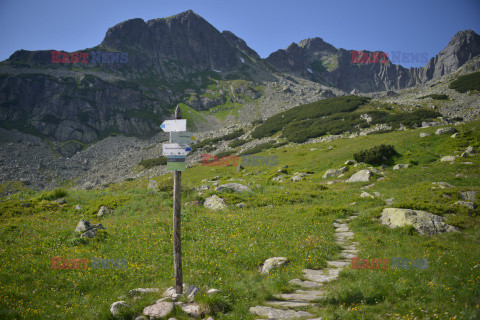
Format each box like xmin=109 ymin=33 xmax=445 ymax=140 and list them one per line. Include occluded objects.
xmin=173 ymin=105 xmax=183 ymax=294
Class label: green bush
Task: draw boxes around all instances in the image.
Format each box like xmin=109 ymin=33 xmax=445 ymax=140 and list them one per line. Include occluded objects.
xmin=419 ymin=94 xmax=449 ymax=100
xmin=228 ymin=139 xmax=246 ymax=148
xmin=251 ymin=95 xmax=369 ymax=139
xmin=138 ymin=157 xmax=167 ymax=169
xmin=449 ymin=71 xmax=480 ymax=93
xmin=39 ymin=188 xmax=67 ymax=201
xmin=353 ymin=144 xmax=399 ymax=165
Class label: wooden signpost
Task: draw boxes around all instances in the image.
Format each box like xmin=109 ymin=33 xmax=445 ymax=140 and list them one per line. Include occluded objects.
xmin=160 ymin=106 xmax=194 ymax=294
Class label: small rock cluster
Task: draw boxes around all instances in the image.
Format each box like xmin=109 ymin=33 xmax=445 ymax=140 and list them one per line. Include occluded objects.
xmin=110 ymin=284 xmax=219 ymax=319
xmin=74 ymin=219 xmax=105 ymax=238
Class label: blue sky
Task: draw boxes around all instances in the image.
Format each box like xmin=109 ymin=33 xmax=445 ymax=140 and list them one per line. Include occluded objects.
xmin=0 ymin=0 xmax=479 ymax=68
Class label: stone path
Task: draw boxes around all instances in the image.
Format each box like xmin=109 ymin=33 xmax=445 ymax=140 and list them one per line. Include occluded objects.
xmin=250 ymin=215 xmax=359 ymax=319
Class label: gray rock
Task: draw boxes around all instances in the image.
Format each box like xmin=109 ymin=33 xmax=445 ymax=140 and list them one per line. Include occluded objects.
xmin=432 ymin=181 xmax=455 ymax=189
xmin=288 ymin=278 xmax=322 ymax=288
xmin=75 ymin=204 xmax=82 ymax=210
xmin=236 ymin=203 xmax=245 ymax=208
xmin=147 ymin=180 xmax=158 ymax=191
xmin=346 ymin=169 xmax=372 ymax=182
xmin=215 ymin=183 xmax=251 ymax=192
xmin=129 ymin=288 xmax=160 ymax=296
xmin=454 ymin=201 xmax=476 ymax=209
xmin=420 ymin=132 xmax=431 ymax=137
xmin=249 ymin=306 xmax=312 ymax=319
xmin=204 ymin=195 xmax=228 ymax=211
xmin=260 ymin=257 xmax=289 ymax=274
xmin=345 ymin=160 xmax=356 ymax=165
xmin=181 ymin=303 xmax=202 ymax=318
xmin=460 ymin=191 xmax=477 ymax=202
xmin=54 ymin=198 xmax=66 ymax=205
xmin=185 ymin=285 xmax=200 ymax=301
xmin=110 ymin=301 xmax=128 ymax=316
xmin=393 ymin=164 xmax=409 ymax=170
xmin=291 ymin=175 xmax=302 ymax=182
xmin=207 ymin=288 xmax=220 ymax=294
xmin=440 ymin=156 xmax=456 ymax=162
xmin=75 ymin=219 xmax=91 ymax=233
xmin=143 ymin=302 xmax=174 ymax=318
xmin=360 ymin=191 xmax=374 ymax=198
xmin=80 ymin=229 xmax=97 ymax=238
xmin=435 ymin=127 xmax=457 ymax=135
xmin=272 ymin=174 xmax=286 ymax=182
xmin=380 ymin=208 xmax=459 ymax=234
xmin=134 ymin=316 xmax=148 ymax=320
xmin=97 ymin=205 xmax=112 ymax=217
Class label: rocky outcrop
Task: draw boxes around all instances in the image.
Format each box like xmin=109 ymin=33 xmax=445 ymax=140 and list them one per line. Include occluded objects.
xmin=380 ymin=208 xmax=459 ymax=234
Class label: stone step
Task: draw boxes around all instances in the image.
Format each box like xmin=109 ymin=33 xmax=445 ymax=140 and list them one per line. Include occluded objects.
xmin=342 ymin=249 xmax=359 ymax=254
xmin=289 ymin=278 xmax=322 ymax=288
xmin=336 ymin=231 xmax=355 ymax=238
xmin=327 ymin=260 xmax=350 ymax=268
xmin=275 ymin=290 xmax=325 ymax=302
xmin=265 ymin=300 xmax=311 ymax=308
xmin=249 ymin=306 xmax=313 ymax=319
xmin=341 ymin=252 xmax=356 ymax=259
xmin=335 ymin=226 xmax=350 ymax=232
xmin=303 ymin=269 xmax=338 ymax=283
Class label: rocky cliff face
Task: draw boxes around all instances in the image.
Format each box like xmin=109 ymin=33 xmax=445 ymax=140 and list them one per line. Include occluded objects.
xmin=266 ymin=30 xmax=480 ymax=92
xmin=0 ymin=10 xmax=479 ymax=144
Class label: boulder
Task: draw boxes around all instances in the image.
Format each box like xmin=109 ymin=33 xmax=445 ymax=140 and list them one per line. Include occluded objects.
xmin=204 ymin=195 xmax=228 ymax=211
xmin=110 ymin=301 xmax=128 ymax=316
xmin=147 ymin=180 xmax=158 ymax=191
xmin=75 ymin=204 xmax=82 ymax=210
xmin=236 ymin=203 xmax=245 ymax=208
xmin=345 ymin=160 xmax=356 ymax=165
xmin=380 ymin=208 xmax=459 ymax=234
xmin=97 ymin=205 xmax=113 ymax=217
xmin=420 ymin=132 xmax=431 ymax=138
xmin=249 ymin=306 xmax=312 ymax=319
xmin=75 ymin=219 xmax=91 ymax=233
xmin=346 ymin=170 xmax=372 ymax=182
xmin=460 ymin=191 xmax=477 ymax=202
xmin=322 ymin=166 xmax=348 ymax=179
xmin=182 ymin=303 xmax=202 ymax=318
xmin=393 ymin=164 xmax=409 ymax=170
xmin=291 ymin=175 xmax=302 ymax=182
xmin=454 ymin=201 xmax=476 ymax=209
xmin=215 ymin=183 xmax=251 ymax=192
xmin=185 ymin=285 xmax=200 ymax=301
xmin=435 ymin=127 xmax=457 ymax=135
xmin=143 ymin=302 xmax=174 ymax=318
xmin=440 ymin=156 xmax=456 ymax=162
xmin=260 ymin=257 xmax=289 ymax=274
xmin=360 ymin=191 xmax=374 ymax=198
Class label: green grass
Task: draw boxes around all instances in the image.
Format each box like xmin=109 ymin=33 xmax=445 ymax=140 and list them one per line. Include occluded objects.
xmin=1 ymin=121 xmax=479 ymax=319
xmin=138 ymin=157 xmax=167 ymax=169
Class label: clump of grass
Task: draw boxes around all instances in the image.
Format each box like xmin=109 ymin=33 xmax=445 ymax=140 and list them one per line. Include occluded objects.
xmin=38 ymin=188 xmax=68 ymax=201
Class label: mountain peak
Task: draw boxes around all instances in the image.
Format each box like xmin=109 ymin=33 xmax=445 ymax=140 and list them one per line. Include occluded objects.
xmin=299 ymin=37 xmax=337 ymax=53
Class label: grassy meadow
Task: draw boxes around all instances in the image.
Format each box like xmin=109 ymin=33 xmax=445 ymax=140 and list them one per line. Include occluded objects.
xmin=1 ymin=121 xmax=479 ymax=319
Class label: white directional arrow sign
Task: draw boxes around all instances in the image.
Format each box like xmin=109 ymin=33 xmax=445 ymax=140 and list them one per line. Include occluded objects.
xmin=163 ymin=143 xmax=192 ymax=156
xmin=170 ymin=131 xmax=195 ymax=144
xmin=160 ymin=119 xmax=187 ymax=132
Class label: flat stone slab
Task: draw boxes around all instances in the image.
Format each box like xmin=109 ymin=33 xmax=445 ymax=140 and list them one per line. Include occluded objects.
xmin=249 ymin=306 xmax=313 ymax=318
xmin=265 ymin=300 xmax=311 ymax=308
xmin=334 ymin=219 xmax=345 ymax=223
xmin=341 ymin=252 xmax=356 ymax=259
xmin=335 ymin=226 xmax=350 ymax=232
xmin=343 ymin=245 xmax=357 ymax=250
xmin=289 ymin=278 xmax=322 ymax=288
xmin=303 ymin=269 xmax=337 ymax=283
xmin=336 ymin=231 xmax=355 ymax=238
xmin=342 ymin=249 xmax=359 ymax=254
xmin=275 ymin=290 xmax=325 ymax=302
xmin=327 ymin=260 xmax=350 ymax=268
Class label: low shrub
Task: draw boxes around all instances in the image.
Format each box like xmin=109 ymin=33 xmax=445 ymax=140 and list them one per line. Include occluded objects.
xmin=353 ymin=144 xmax=399 ymax=165
xmin=138 ymin=157 xmax=167 ymax=169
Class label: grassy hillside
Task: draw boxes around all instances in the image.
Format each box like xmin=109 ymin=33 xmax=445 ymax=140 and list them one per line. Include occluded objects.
xmin=1 ymin=121 xmax=479 ymax=319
